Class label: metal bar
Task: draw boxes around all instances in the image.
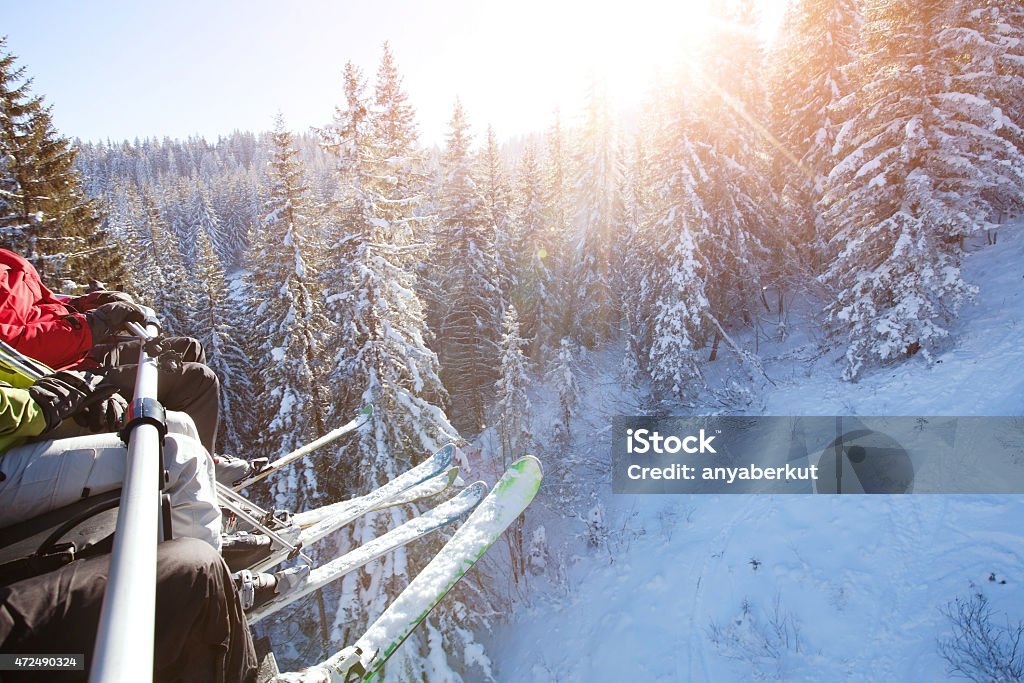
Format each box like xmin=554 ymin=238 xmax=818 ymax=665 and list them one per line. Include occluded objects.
xmin=89 ymin=312 xmax=161 ymax=682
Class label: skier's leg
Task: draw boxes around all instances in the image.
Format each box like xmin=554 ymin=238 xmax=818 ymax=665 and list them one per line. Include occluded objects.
xmin=91 ymin=336 xmax=207 ymax=366
xmin=98 ymin=361 xmax=220 ymax=452
xmin=0 ymin=431 xmax=221 ymax=551
xmin=0 ymin=537 xmax=258 ymax=683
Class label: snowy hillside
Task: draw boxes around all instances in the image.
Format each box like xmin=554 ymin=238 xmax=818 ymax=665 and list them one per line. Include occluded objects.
xmin=487 ymin=225 xmax=1024 ymax=682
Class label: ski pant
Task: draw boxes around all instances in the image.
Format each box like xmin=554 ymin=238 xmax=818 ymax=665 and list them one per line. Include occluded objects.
xmin=0 ymin=537 xmax=258 ymax=683
xmin=0 ymin=413 xmax=221 ymax=551
xmin=87 ymin=336 xmax=221 ymax=453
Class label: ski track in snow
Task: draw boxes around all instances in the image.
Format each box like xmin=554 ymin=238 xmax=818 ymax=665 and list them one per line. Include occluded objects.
xmin=486 ymin=224 xmax=1024 ymax=682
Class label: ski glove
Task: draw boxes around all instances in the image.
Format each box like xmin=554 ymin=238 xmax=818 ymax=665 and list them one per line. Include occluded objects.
xmin=73 ymin=389 xmax=128 ymax=433
xmin=28 ymin=370 xmax=122 ymax=433
xmin=68 ymin=290 xmax=135 ymax=311
xmin=85 ymin=301 xmax=147 ymax=343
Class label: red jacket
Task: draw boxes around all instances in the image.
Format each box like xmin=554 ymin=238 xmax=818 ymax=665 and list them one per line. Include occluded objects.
xmin=0 ymin=249 xmax=95 ymax=370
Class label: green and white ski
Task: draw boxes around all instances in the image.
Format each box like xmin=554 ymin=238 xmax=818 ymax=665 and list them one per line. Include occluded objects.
xmin=275 ymin=455 xmax=543 ymax=682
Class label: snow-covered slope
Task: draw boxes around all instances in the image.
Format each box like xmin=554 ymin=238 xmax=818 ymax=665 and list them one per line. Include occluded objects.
xmin=487 ymin=225 xmax=1024 ymax=682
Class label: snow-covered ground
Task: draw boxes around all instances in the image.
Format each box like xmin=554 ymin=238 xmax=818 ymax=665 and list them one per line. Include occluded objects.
xmin=485 ymin=224 xmax=1024 ymax=682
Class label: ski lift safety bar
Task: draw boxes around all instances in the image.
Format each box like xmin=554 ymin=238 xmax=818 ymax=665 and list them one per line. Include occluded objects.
xmin=89 ymin=309 xmax=163 ymax=683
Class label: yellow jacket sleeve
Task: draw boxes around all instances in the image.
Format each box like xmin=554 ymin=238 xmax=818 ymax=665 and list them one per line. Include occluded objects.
xmin=0 ymin=382 xmax=47 ymax=455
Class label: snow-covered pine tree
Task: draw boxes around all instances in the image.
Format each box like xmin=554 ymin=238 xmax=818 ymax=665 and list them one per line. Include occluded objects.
xmin=687 ymin=0 xmax=778 ymax=333
xmin=493 ymin=304 xmax=532 ymax=586
xmin=103 ymin=182 xmax=150 ymax=294
xmin=511 ymin=142 xmax=559 ymax=360
xmin=141 ymin=186 xmax=194 ymax=334
xmin=542 ymin=111 xmax=573 ymax=345
xmin=317 ymin=59 xmax=477 ymax=681
xmin=570 ymin=80 xmax=621 ymax=347
xmin=247 ymin=115 xmax=327 ymax=511
xmin=210 ymin=169 xmax=257 ymax=269
xmin=549 ymin=337 xmax=579 ymax=444
xmin=822 ymin=0 xmax=1024 ymax=379
xmin=770 ymin=0 xmax=861 ymax=264
xmin=494 ymin=304 xmax=531 ymax=469
xmin=432 ymin=100 xmax=502 ymax=432
xmin=370 ymin=42 xmax=429 ymax=250
xmin=0 ymin=37 xmax=123 ymax=288
xmin=643 ymin=80 xmax=715 ymax=399
xmin=192 ymin=228 xmax=254 ymax=455
xmin=183 ymin=180 xmax=228 ymax=267
xmin=942 ymin=0 xmax=1024 ymax=214
xmin=648 ymin=227 xmax=711 ymax=400
xmin=615 ymin=131 xmax=657 ymax=385
xmin=162 ymin=178 xmax=196 ymax=264
xmin=968 ymin=1 xmax=1023 ymax=133
xmin=480 ymin=125 xmax=515 ymax=312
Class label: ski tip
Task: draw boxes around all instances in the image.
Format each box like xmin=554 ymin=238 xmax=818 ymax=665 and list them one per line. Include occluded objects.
xmin=434 ymin=443 xmax=457 ymax=463
xmin=515 ymin=454 xmax=544 ymax=479
xmin=458 ymin=480 xmax=490 ymax=500
xmin=494 ymin=456 xmax=543 ymax=499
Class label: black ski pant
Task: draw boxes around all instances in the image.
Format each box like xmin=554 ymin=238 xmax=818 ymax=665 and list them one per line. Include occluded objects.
xmin=0 ymin=537 xmax=257 ymax=683
xmin=88 ymin=336 xmax=221 ymax=452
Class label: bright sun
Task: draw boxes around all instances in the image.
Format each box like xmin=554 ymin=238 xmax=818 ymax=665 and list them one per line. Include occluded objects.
xmin=560 ymin=0 xmax=788 ymax=104
xmin=445 ymin=0 xmax=787 ymax=143
xmin=551 ymin=0 xmax=717 ymax=104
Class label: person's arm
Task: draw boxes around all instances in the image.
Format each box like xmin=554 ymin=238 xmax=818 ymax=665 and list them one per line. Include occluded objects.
xmin=0 ymin=314 xmax=94 ymax=369
xmin=0 ymin=265 xmax=94 ymax=368
xmin=0 ymin=384 xmax=48 ymax=440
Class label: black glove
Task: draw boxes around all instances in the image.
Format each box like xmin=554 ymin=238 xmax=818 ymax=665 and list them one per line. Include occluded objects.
xmin=85 ymin=301 xmax=147 ymax=343
xmin=28 ymin=371 xmax=121 ymax=433
xmin=74 ymin=390 xmax=128 ymax=433
xmin=68 ymin=290 xmax=135 ymax=311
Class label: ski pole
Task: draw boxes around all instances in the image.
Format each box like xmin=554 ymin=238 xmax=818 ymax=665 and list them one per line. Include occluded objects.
xmin=232 ymin=405 xmax=372 ymax=491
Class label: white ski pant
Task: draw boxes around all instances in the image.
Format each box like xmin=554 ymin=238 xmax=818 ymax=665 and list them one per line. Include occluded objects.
xmin=0 ymin=411 xmax=221 ymax=551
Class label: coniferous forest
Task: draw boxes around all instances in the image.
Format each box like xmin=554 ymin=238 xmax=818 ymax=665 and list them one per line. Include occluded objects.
xmin=2 ymin=0 xmax=1023 ymax=677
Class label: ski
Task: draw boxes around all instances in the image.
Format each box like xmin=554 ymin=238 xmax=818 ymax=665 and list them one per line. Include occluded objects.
xmin=232 ymin=405 xmax=373 ymax=492
xmin=248 ymin=481 xmax=489 ymax=623
xmin=291 ymin=466 xmax=459 ymax=529
xmin=244 ymin=467 xmax=461 ymax=573
xmin=275 ymin=455 xmax=543 ymax=683
xmin=0 ymin=339 xmax=47 ymax=387
xmin=222 ymin=445 xmax=460 ymax=573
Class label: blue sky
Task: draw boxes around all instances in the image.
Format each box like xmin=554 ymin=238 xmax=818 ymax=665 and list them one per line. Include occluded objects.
xmin=3 ymin=0 xmax=787 ymax=145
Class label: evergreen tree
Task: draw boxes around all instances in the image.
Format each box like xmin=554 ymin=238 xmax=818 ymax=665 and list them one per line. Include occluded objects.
xmin=687 ymin=0 xmax=778 ymax=331
xmin=494 ymin=304 xmax=531 ymax=469
xmin=570 ymin=81 xmax=621 ymax=346
xmin=494 ymin=306 xmax=532 ymax=587
xmin=946 ymin=0 xmax=1024 ymax=211
xmin=511 ymin=142 xmax=558 ymax=359
xmin=193 ymin=229 xmax=253 ymax=455
xmin=480 ymin=125 xmax=515 ymax=310
xmin=143 ymin=187 xmax=194 ymax=334
xmin=616 ymin=131 xmax=658 ymax=382
xmin=370 ymin=42 xmax=428 ymax=248
xmin=317 ymin=59 xmax=467 ymax=680
xmin=822 ymin=0 xmax=1024 ymax=379
xmin=648 ymin=227 xmax=710 ymax=399
xmin=248 ymin=116 xmax=327 ymax=511
xmin=183 ymin=180 xmax=226 ymax=267
xmin=542 ymin=111 xmax=572 ymax=344
xmin=211 ymin=170 xmax=256 ymax=269
xmin=0 ymin=37 xmax=123 ymax=288
xmin=770 ymin=0 xmax=861 ymax=261
xmin=432 ymin=100 xmax=501 ymax=432
xmin=549 ymin=337 xmax=579 ymax=445
xmin=643 ymin=82 xmax=716 ymax=398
